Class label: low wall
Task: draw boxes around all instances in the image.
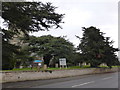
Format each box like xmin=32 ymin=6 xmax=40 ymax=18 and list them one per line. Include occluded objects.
xmin=1 ymin=67 xmax=119 ymax=83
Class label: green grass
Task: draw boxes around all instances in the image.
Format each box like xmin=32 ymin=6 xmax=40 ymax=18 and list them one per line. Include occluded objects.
xmin=2 ymin=67 xmax=37 ymax=72
xmin=99 ymin=66 xmax=109 ymax=68
xmin=112 ymin=66 xmax=120 ymax=67
xmin=1 ymin=65 xmax=119 ymax=72
xmin=47 ymin=67 xmax=61 ymax=70
xmin=68 ymin=65 xmax=90 ymax=69
xmin=1 ymin=65 xmax=90 ymax=71
xmin=98 ymin=66 xmax=120 ymax=68
xmin=46 ymin=65 xmax=91 ymax=70
xmin=13 ymin=68 xmax=33 ymax=71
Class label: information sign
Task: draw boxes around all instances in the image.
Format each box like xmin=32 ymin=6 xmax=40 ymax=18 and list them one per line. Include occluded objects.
xmin=59 ymin=58 xmax=66 ymax=66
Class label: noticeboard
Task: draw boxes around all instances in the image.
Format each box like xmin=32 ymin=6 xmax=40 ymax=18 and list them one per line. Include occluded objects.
xmin=59 ymin=58 xmax=66 ymax=66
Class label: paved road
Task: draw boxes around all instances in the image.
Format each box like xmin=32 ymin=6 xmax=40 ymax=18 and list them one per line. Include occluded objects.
xmin=3 ymin=72 xmax=119 ymax=88
xmin=33 ymin=72 xmax=119 ymax=88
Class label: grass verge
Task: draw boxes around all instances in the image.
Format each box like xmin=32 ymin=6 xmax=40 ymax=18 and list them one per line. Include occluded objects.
xmin=1 ymin=65 xmax=119 ymax=72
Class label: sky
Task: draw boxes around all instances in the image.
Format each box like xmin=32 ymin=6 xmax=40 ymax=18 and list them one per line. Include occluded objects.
xmin=1 ymin=0 xmax=119 ymax=49
xmin=28 ymin=0 xmax=119 ymax=49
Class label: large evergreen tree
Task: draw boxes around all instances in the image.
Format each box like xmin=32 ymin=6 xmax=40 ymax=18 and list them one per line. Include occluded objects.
xmin=2 ymin=2 xmax=64 ymax=33
xmin=2 ymin=2 xmax=64 ymax=70
xmin=77 ymin=26 xmax=119 ymax=68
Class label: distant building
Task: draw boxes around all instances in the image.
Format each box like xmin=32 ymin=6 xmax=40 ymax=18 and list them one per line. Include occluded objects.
xmin=9 ymin=30 xmax=28 ymax=48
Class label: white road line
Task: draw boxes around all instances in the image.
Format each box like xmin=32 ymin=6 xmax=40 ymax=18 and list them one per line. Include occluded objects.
xmin=102 ymin=77 xmax=112 ymax=80
xmin=72 ymin=81 xmax=95 ymax=88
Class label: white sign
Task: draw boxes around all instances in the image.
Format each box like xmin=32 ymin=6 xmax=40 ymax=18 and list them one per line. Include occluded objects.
xmin=38 ymin=63 xmax=41 ymax=66
xmin=59 ymin=58 xmax=66 ymax=66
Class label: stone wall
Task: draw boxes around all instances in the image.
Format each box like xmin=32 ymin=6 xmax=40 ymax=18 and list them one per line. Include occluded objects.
xmin=1 ymin=68 xmax=118 ymax=83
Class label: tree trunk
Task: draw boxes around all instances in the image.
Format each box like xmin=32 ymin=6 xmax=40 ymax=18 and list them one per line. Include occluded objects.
xmin=49 ymin=56 xmax=54 ymax=67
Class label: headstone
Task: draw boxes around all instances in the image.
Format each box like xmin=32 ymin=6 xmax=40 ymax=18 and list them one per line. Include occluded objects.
xmin=55 ymin=63 xmax=59 ymax=68
xmin=43 ymin=64 xmax=47 ymax=70
xmin=82 ymin=62 xmax=86 ymax=66
xmin=20 ymin=66 xmax=23 ymax=69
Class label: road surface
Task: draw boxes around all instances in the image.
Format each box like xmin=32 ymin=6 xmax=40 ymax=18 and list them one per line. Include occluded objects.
xmin=2 ymin=72 xmax=119 ymax=88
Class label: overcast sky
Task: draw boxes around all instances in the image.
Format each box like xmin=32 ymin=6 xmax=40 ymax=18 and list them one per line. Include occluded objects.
xmin=28 ymin=0 xmax=119 ymax=48
xmin=1 ymin=0 xmax=118 ymax=48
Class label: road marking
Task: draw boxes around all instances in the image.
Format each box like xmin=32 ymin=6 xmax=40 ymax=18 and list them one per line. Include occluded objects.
xmin=72 ymin=81 xmax=95 ymax=88
xmin=102 ymin=77 xmax=112 ymax=80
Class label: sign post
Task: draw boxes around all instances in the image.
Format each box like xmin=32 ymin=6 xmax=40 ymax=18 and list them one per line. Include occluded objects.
xmin=59 ymin=58 xmax=67 ymax=69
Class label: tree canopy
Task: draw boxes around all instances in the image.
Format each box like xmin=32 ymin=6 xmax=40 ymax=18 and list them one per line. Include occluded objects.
xmin=2 ymin=2 xmax=64 ymax=34
xmin=25 ymin=35 xmax=75 ymax=67
xmin=2 ymin=2 xmax=64 ymax=70
xmin=1 ymin=2 xmax=119 ymax=70
xmin=77 ymin=26 xmax=119 ymax=68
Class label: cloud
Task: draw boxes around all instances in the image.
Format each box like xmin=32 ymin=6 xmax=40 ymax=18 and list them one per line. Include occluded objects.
xmin=28 ymin=0 xmax=118 ymax=48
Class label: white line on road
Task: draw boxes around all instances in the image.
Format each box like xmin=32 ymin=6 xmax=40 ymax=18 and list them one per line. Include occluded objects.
xmin=102 ymin=77 xmax=112 ymax=80
xmin=72 ymin=81 xmax=95 ymax=88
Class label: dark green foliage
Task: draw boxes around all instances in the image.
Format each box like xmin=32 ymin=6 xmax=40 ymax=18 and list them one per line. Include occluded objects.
xmin=77 ymin=26 xmax=119 ymax=68
xmin=2 ymin=2 xmax=64 ymax=33
xmin=2 ymin=38 xmax=20 ymax=70
xmin=2 ymin=29 xmax=19 ymax=70
xmin=2 ymin=2 xmax=64 ymax=70
xmin=26 ymin=35 xmax=75 ymax=67
xmin=14 ymin=45 xmax=34 ymax=68
xmin=101 ymin=37 xmax=120 ymax=67
xmin=73 ymin=53 xmax=85 ymax=66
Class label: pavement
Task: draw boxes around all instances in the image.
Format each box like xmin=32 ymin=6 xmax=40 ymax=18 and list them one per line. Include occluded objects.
xmin=2 ymin=72 xmax=119 ymax=89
